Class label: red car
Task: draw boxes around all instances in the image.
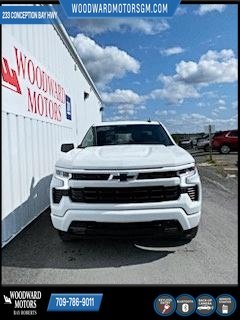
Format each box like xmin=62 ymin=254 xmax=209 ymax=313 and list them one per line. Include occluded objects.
xmin=212 ymin=130 xmax=238 ymax=154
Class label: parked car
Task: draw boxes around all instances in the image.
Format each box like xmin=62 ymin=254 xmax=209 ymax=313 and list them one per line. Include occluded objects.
xmin=197 ymin=135 xmax=209 ymax=151
xmin=50 ymin=121 xmax=202 ymax=242
xmin=178 ymin=138 xmax=193 ymax=149
xmin=212 ymin=130 xmax=238 ymax=154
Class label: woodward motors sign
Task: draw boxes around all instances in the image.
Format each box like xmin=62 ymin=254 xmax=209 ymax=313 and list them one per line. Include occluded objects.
xmin=3 ymin=291 xmax=42 ymax=316
xmin=2 ymin=34 xmax=72 ymax=124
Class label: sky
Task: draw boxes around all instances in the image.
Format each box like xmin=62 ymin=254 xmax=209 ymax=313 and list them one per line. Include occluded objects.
xmin=60 ymin=4 xmax=238 ymax=133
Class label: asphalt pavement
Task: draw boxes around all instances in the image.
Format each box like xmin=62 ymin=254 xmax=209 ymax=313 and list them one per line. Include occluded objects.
xmin=2 ymin=162 xmax=238 ymax=285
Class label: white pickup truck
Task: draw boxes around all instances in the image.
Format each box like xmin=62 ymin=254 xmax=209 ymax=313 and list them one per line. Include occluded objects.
xmin=50 ymin=121 xmax=202 ymax=242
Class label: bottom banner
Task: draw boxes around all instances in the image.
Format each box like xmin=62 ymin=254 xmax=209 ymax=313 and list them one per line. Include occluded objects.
xmin=1 ymin=286 xmax=239 ymax=319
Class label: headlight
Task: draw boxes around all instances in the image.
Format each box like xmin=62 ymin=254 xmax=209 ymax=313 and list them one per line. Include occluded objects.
xmin=55 ymin=169 xmax=72 ymax=178
xmin=177 ymin=166 xmax=196 ymax=177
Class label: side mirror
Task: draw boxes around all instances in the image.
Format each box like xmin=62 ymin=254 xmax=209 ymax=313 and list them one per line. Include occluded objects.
xmin=61 ymin=143 xmax=74 ymax=153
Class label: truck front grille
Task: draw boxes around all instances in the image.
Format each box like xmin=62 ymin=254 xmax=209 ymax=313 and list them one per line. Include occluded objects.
xmin=70 ymin=171 xmax=178 ymax=180
xmin=52 ymin=185 xmax=199 ymax=204
xmin=71 ymin=173 xmax=110 ymax=180
xmin=70 ymin=186 xmax=180 ymax=203
xmin=137 ymin=171 xmax=177 ymax=179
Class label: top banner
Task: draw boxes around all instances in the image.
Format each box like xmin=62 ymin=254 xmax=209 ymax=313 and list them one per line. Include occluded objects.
xmin=0 ymin=0 xmax=181 ymax=23
xmin=59 ymin=0 xmax=181 ymax=17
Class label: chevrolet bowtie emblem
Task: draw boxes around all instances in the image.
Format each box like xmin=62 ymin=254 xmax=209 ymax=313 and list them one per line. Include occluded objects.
xmin=112 ymin=173 xmax=135 ymax=181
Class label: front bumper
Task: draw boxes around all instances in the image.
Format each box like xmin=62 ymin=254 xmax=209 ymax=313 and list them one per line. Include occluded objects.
xmin=51 ymin=204 xmax=201 ymax=233
xmin=50 ymin=168 xmax=202 ymax=235
xmin=59 ymin=220 xmax=198 ymax=240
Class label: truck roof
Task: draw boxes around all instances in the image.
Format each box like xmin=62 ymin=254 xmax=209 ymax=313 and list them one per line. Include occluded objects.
xmin=93 ymin=120 xmax=160 ymax=127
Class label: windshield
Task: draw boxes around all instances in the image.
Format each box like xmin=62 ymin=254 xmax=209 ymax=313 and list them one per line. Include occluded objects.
xmin=80 ymin=124 xmax=174 ymax=147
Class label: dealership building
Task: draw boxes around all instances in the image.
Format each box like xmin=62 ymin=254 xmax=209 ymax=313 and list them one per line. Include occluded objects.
xmin=2 ymin=18 xmax=102 ymax=246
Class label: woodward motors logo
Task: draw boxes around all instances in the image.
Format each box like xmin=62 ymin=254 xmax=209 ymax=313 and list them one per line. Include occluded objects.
xmin=4 ymin=295 xmax=12 ymax=304
xmin=2 ymin=57 xmax=22 ymax=94
xmin=2 ymin=35 xmax=72 ymax=123
xmin=3 ymin=291 xmax=41 ymax=316
xmin=1 ymin=49 xmax=63 ymax=121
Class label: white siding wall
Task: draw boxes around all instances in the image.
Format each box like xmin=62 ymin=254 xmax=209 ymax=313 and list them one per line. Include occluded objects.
xmin=2 ymin=24 xmax=102 ymax=246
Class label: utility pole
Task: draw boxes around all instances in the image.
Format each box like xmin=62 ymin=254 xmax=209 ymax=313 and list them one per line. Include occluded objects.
xmin=208 ymin=124 xmax=213 ymax=161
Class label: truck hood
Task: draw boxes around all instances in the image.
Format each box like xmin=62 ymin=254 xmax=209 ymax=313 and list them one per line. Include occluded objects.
xmin=56 ymin=145 xmax=194 ymax=170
